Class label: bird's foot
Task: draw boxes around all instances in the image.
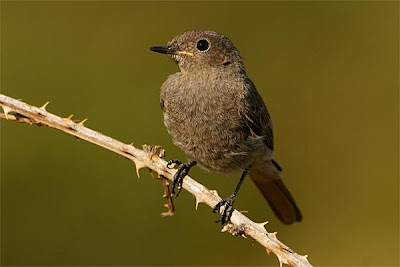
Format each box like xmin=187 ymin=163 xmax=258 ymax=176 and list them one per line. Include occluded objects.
xmin=166 ymin=160 xmax=197 ymax=197
xmin=213 ymin=193 xmax=237 ymax=224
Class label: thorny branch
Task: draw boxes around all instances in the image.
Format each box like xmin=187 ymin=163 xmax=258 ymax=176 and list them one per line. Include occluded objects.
xmin=0 ymin=93 xmax=312 ymax=267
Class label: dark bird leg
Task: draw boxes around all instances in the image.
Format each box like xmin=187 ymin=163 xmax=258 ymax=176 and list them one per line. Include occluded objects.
xmin=167 ymin=160 xmax=197 ymax=197
xmin=213 ymin=168 xmax=249 ymax=224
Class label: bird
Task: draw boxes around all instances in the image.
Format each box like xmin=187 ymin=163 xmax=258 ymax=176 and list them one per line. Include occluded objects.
xmin=150 ymin=30 xmax=302 ymax=225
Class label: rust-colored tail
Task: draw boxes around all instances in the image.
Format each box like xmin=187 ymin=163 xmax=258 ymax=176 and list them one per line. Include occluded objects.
xmin=249 ymin=160 xmax=302 ymax=224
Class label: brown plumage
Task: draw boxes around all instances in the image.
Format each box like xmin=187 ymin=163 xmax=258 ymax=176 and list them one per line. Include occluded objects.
xmin=151 ymin=30 xmax=302 ymax=224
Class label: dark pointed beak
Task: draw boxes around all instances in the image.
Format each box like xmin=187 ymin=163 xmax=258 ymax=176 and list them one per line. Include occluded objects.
xmin=149 ymin=45 xmax=176 ymax=55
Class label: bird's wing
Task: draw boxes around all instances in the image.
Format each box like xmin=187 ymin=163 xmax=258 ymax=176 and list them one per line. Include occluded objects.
xmin=243 ymin=78 xmax=274 ymax=151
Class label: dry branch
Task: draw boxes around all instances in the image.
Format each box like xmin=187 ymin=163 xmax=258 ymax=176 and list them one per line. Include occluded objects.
xmin=0 ymin=93 xmax=312 ymax=267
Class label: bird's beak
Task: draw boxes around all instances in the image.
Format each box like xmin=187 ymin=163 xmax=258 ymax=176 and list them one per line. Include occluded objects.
xmin=149 ymin=45 xmax=176 ymax=55
xmin=149 ymin=45 xmax=194 ymax=57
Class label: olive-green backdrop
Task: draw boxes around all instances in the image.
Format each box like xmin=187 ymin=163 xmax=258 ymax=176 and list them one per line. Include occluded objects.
xmin=1 ymin=1 xmax=398 ymax=266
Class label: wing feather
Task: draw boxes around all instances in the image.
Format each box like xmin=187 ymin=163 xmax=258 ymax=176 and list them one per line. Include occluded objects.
xmin=243 ymin=78 xmax=274 ymax=151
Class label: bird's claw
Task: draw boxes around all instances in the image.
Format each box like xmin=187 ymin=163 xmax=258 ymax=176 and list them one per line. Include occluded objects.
xmin=213 ymin=194 xmax=236 ymax=224
xmin=167 ymin=160 xmax=196 ymax=197
xmin=167 ymin=159 xmax=182 ymax=169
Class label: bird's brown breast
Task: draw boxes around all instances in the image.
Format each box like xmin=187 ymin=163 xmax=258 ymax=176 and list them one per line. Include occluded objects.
xmin=161 ymin=71 xmax=269 ymax=172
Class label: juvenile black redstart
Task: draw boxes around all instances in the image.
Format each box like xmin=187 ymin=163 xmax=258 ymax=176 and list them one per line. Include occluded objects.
xmin=150 ymin=30 xmax=302 ymax=224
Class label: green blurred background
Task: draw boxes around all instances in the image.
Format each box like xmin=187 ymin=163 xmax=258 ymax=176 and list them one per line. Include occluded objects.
xmin=1 ymin=1 xmax=398 ymax=266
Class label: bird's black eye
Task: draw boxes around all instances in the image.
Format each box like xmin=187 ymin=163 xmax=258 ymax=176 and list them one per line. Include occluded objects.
xmin=196 ymin=39 xmax=210 ymax=51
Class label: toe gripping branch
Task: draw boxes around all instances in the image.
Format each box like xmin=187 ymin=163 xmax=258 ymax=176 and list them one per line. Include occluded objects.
xmin=213 ymin=168 xmax=249 ymax=225
xmin=167 ymin=160 xmax=197 ymax=197
xmin=213 ymin=193 xmax=237 ymax=225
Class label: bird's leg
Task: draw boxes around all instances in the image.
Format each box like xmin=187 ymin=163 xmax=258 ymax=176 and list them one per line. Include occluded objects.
xmin=213 ymin=168 xmax=249 ymax=224
xmin=166 ymin=160 xmax=197 ymax=197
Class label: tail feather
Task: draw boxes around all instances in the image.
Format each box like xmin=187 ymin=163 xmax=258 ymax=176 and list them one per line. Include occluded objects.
xmin=249 ymin=161 xmax=302 ymax=225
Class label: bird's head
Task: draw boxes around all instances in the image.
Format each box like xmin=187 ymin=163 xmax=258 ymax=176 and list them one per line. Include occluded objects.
xmin=150 ymin=30 xmax=245 ymax=73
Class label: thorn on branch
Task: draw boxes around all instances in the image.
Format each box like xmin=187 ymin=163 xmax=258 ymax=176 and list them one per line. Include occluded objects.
xmin=277 ymin=253 xmax=289 ymax=267
xmin=268 ymin=231 xmax=278 ymax=239
xmin=39 ymin=101 xmax=50 ymax=111
xmin=134 ymin=161 xmax=145 ymax=178
xmin=64 ymin=114 xmax=74 ymax=121
xmin=257 ymin=221 xmax=269 ymax=229
xmin=1 ymin=105 xmax=13 ymax=119
xmin=301 ymin=255 xmax=309 ymax=260
xmin=209 ymin=189 xmax=220 ymax=199
xmin=195 ymin=196 xmax=204 ymax=210
xmin=78 ymin=118 xmax=88 ymax=125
